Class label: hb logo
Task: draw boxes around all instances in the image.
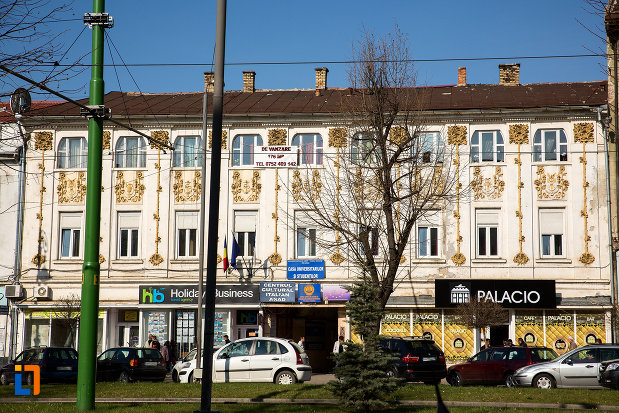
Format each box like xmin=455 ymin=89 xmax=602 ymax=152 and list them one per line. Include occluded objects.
xmin=15 ymin=365 xmax=40 ymax=396
xmin=142 ymin=287 xmax=165 ymax=303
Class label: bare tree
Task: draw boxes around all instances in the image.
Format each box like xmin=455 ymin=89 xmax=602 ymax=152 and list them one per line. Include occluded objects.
xmin=288 ymin=26 xmax=462 ymax=335
xmin=455 ymin=299 xmax=509 ymax=341
xmin=55 ymin=293 xmax=81 ymax=348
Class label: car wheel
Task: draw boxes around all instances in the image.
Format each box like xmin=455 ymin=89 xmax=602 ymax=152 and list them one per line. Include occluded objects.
xmin=188 ymin=372 xmax=193 ymax=383
xmin=275 ymin=370 xmax=297 ymax=385
xmin=533 ymin=373 xmax=556 ymax=389
xmin=0 ymin=372 xmax=9 ymax=385
xmin=504 ymin=372 xmax=515 ymax=387
xmin=119 ymin=371 xmax=130 ymax=383
xmin=172 ymin=370 xmax=179 ymax=383
xmin=448 ymin=371 xmax=463 ymax=387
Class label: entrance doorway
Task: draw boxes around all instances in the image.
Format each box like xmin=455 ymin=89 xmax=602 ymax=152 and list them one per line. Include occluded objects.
xmin=490 ymin=325 xmax=509 ymax=347
xmin=117 ymin=323 xmax=139 ymax=347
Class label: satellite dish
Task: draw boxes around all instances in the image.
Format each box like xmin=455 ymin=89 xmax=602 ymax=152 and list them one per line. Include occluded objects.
xmin=10 ymin=88 xmax=31 ymax=114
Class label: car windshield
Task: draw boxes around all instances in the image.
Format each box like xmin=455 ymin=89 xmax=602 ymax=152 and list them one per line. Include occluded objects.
xmin=138 ymin=349 xmax=162 ymax=360
xmin=530 ymin=348 xmax=558 ymax=362
xmin=184 ymin=349 xmax=197 ymax=362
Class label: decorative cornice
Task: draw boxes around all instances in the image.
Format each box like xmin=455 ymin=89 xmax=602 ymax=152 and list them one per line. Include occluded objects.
xmin=34 ymin=131 xmax=53 ymax=151
xmin=328 ymin=128 xmax=348 ymax=148
xmin=268 ymin=129 xmax=287 ymax=146
xmin=574 ymin=122 xmax=594 ymax=143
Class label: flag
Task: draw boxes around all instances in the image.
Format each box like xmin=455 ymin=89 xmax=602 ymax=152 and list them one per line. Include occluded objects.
xmin=222 ymin=237 xmax=229 ymax=272
xmin=230 ymin=234 xmax=239 ymax=269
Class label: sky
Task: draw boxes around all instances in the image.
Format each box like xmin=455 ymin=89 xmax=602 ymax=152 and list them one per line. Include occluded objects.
xmin=6 ymin=0 xmax=610 ymax=101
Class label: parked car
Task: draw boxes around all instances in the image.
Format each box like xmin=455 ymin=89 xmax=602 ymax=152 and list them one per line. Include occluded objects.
xmin=173 ymin=348 xmax=197 ymax=383
xmin=0 ymin=347 xmax=78 ymax=385
xmin=447 ymin=346 xmax=557 ymax=387
xmin=379 ymin=337 xmax=447 ymax=384
xmin=513 ymin=344 xmax=619 ymax=389
xmin=599 ymin=358 xmax=619 ymax=389
xmin=96 ymin=347 xmax=167 ymax=383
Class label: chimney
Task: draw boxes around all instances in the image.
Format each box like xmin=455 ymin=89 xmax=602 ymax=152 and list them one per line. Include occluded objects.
xmin=315 ymin=67 xmax=328 ymax=96
xmin=243 ymin=71 xmax=255 ymax=93
xmin=204 ymin=72 xmax=215 ymax=93
xmin=458 ymin=67 xmax=467 ymax=86
xmin=499 ymin=63 xmax=520 ymax=85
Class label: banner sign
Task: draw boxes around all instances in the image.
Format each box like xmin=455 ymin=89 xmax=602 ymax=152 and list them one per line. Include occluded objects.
xmin=139 ymin=284 xmax=259 ymax=305
xmin=322 ymin=284 xmax=350 ymax=301
xmin=260 ymin=282 xmax=296 ymax=303
xmin=253 ymin=146 xmax=297 ymax=168
xmin=298 ymin=284 xmax=321 ymax=303
xmin=287 ymin=259 xmax=325 ymax=280
xmin=435 ymin=279 xmax=556 ymax=308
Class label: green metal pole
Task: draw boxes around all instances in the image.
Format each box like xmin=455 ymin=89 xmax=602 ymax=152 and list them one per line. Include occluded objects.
xmin=77 ymin=0 xmax=105 ymax=410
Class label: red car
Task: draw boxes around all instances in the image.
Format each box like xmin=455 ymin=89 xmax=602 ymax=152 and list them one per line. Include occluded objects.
xmin=447 ymin=346 xmax=557 ymax=387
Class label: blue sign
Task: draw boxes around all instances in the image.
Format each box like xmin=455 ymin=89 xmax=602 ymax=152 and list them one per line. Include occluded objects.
xmin=298 ymin=283 xmax=321 ymax=303
xmin=260 ymin=282 xmax=296 ymax=303
xmin=287 ymin=260 xmax=325 ymax=280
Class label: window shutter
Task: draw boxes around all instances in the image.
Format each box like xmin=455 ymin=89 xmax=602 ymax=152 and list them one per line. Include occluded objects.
xmin=476 ymin=210 xmax=499 ymax=226
xmin=60 ymin=212 xmax=82 ymax=229
xmin=540 ymin=210 xmax=563 ymax=234
xmin=118 ymin=212 xmax=140 ymax=229
xmin=235 ymin=211 xmax=256 ymax=232
xmin=176 ymin=211 xmax=198 ymax=229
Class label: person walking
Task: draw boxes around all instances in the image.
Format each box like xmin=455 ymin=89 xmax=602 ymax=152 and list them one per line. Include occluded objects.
xmin=567 ymin=336 xmax=577 ymax=350
xmin=297 ymin=336 xmax=305 ymax=350
xmin=481 ymin=338 xmax=491 ymax=350
xmin=223 ymin=335 xmax=231 ymax=344
xmin=161 ymin=341 xmax=170 ymax=371
xmin=168 ymin=340 xmax=177 ymax=372
xmin=517 ymin=337 xmax=527 ymax=347
xmin=152 ymin=336 xmax=161 ymax=351
xmin=145 ymin=334 xmax=154 ymax=348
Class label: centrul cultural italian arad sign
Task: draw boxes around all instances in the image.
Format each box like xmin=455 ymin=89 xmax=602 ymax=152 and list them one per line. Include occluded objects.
xmin=434 ymin=279 xmax=556 ymax=308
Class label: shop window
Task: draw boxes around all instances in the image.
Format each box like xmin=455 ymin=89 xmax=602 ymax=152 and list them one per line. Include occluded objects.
xmin=59 ymin=212 xmax=82 ymax=259
xmin=57 ymin=137 xmax=88 ymax=169
xmin=117 ymin=212 xmax=140 ymax=259
xmin=476 ymin=210 xmax=499 ymax=257
xmin=234 ymin=210 xmax=257 ymax=258
xmin=175 ymin=310 xmax=196 ymax=357
xmin=143 ymin=311 xmax=169 ymax=344
xmin=471 ymin=131 xmax=504 ymax=163
xmin=24 ymin=318 xmax=50 ymax=348
xmin=413 ymin=132 xmax=443 ymax=163
xmin=51 ymin=318 xmax=77 ymax=347
xmin=173 ymin=136 xmax=203 ymax=167
xmin=115 ymin=136 xmax=147 ymax=168
xmin=232 ymin=134 xmax=262 ymax=166
xmin=292 ymin=133 xmax=323 ymax=165
xmin=539 ymin=209 xmax=564 ymax=257
xmin=533 ymin=129 xmax=567 ymax=162
xmin=176 ymin=211 xmax=198 ymax=258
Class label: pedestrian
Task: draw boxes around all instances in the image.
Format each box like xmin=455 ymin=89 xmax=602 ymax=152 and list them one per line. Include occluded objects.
xmin=481 ymin=338 xmax=491 ymax=350
xmin=169 ymin=340 xmax=177 ymax=372
xmin=161 ymin=341 xmax=170 ymax=371
xmin=567 ymin=336 xmax=577 ymax=350
xmin=517 ymin=337 xmax=527 ymax=347
xmin=145 ymin=334 xmax=154 ymax=348
xmin=297 ymin=336 xmax=305 ymax=349
xmin=502 ymin=339 xmax=509 ymax=347
xmin=507 ymin=339 xmax=514 ymax=347
xmin=152 ymin=335 xmax=161 ymax=351
xmin=332 ymin=335 xmax=345 ymax=368
xmin=595 ymin=338 xmax=603 ymax=344
xmin=223 ymin=334 xmax=231 ymax=344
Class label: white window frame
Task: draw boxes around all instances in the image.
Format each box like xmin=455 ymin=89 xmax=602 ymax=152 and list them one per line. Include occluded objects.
xmin=115 ymin=136 xmax=147 ymax=168
xmin=358 ymin=224 xmax=379 ymax=256
xmin=533 ymin=129 xmax=568 ymax=162
xmin=292 ymin=133 xmax=323 ymax=165
xmin=57 ymin=137 xmax=88 ymax=169
xmin=476 ymin=210 xmax=499 ymax=258
xmin=539 ymin=209 xmax=565 ymax=258
xmin=417 ymin=226 xmax=439 ymax=258
xmin=176 ymin=211 xmax=198 ymax=259
xmin=414 ymin=132 xmax=444 ymax=164
xmin=234 ymin=210 xmax=257 ymax=257
xmin=351 ymin=133 xmax=380 ymax=165
xmin=471 ymin=130 xmax=504 ymax=163
xmin=59 ymin=212 xmax=82 ymax=259
xmin=173 ymin=136 xmax=203 ymax=168
xmin=232 ymin=135 xmax=262 ymax=166
xmin=117 ymin=212 xmax=140 ymax=259
xmin=296 ymin=227 xmax=317 ymax=258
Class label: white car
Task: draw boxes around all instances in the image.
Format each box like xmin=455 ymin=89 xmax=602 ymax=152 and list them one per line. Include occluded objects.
xmin=173 ymin=337 xmax=312 ymax=384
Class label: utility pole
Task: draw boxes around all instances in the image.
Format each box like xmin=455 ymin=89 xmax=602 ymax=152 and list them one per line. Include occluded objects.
xmin=77 ymin=1 xmax=112 ymax=410
xmin=197 ymin=0 xmax=226 ymax=412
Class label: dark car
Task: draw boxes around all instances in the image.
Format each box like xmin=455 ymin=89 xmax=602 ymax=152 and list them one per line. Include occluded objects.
xmin=96 ymin=347 xmax=167 ymax=383
xmin=0 ymin=347 xmax=78 ymax=385
xmin=599 ymin=358 xmax=619 ymax=389
xmin=447 ymin=346 xmax=557 ymax=387
xmin=379 ymin=337 xmax=447 ymax=384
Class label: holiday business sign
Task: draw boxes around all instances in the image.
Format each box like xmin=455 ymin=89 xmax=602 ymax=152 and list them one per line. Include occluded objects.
xmin=139 ymin=284 xmax=259 ymax=305
xmin=434 ymin=279 xmax=556 ymax=309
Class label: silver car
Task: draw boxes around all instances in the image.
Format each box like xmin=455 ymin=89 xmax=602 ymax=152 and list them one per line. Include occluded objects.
xmin=513 ymin=344 xmax=619 ymax=389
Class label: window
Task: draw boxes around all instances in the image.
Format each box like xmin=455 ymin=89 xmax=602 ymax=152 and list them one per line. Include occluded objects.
xmin=359 ymin=225 xmax=379 ymax=256
xmin=57 ymin=137 xmax=87 ymax=169
xmin=414 ymin=132 xmax=443 ymax=163
xmin=115 ymin=136 xmax=147 ymax=168
xmin=471 ymin=131 xmax=504 ymax=163
xmin=234 ymin=210 xmax=257 ymax=257
xmin=539 ymin=209 xmax=564 ymax=257
xmin=117 ymin=212 xmax=140 ymax=258
xmin=59 ymin=212 xmax=82 ymax=258
xmin=232 ymin=135 xmax=262 ymax=166
xmin=173 ymin=136 xmax=203 ymax=167
xmin=297 ymin=227 xmax=317 ymax=257
xmin=570 ymin=348 xmax=599 ymax=363
xmin=417 ymin=226 xmax=439 ymax=257
xmin=470 ymin=349 xmax=490 ymax=362
xmin=476 ymin=210 xmax=499 ymax=257
xmin=533 ymin=129 xmax=568 ymax=162
xmin=292 ymin=134 xmax=323 ymax=165
xmin=176 ymin=211 xmax=198 ymax=258
xmin=351 ymin=133 xmax=379 ymax=164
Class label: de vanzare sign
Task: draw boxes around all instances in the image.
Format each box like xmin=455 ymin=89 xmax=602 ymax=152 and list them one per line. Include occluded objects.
xmin=434 ymin=279 xmax=556 ymax=308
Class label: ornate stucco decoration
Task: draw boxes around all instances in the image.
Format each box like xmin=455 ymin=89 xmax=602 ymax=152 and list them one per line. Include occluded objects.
xmin=575 ymin=123 xmax=595 ymax=265
xmin=510 ymin=124 xmax=529 ymax=265
xmin=32 ymin=133 xmax=52 ymax=265
xmin=102 ymin=131 xmax=111 ymax=150
xmin=57 ymin=172 xmax=87 ymax=204
xmin=534 ymin=166 xmax=569 ymax=200
xmin=292 ymin=170 xmax=323 ymax=202
xmin=268 ymin=129 xmax=287 ymax=146
xmin=269 ymin=168 xmax=283 ymax=266
xmin=149 ymin=151 xmax=164 ymax=266
xmin=173 ymin=170 xmax=201 ymax=202
xmin=231 ymin=170 xmax=261 ymax=203
xmin=328 ymin=128 xmax=348 ymax=148
xmin=149 ymin=130 xmax=169 ymax=150
xmin=448 ymin=125 xmax=466 ymax=265
xmin=115 ymin=171 xmax=146 ymax=203
xmin=99 ymin=238 xmax=105 ymax=264
xmin=208 ymin=130 xmax=228 ymax=149
xmin=389 ymin=126 xmax=408 ymax=146
xmin=34 ymin=131 xmax=53 ymax=151
xmin=471 ymin=167 xmax=504 ymax=201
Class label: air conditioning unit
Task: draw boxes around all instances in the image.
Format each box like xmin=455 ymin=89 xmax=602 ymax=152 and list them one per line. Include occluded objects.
xmin=34 ymin=285 xmax=51 ymax=300
xmin=5 ymin=285 xmax=23 ymax=298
